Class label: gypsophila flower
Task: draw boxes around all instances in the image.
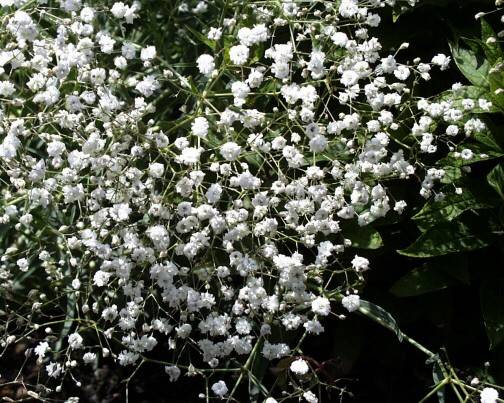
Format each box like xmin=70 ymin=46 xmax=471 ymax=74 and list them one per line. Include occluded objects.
xmin=191 ymin=117 xmax=209 ymax=138
xmin=351 ymin=256 xmax=370 ymax=271
xmin=196 ymin=54 xmax=215 ymax=76
xmin=311 ymin=297 xmax=331 ymax=316
xmin=165 ymin=365 xmax=181 ymax=382
xmin=290 ymin=358 xmax=310 ymax=376
xmin=342 ymin=295 xmax=361 ymax=313
xmin=211 ymin=380 xmax=228 ymax=398
xmin=303 ymin=391 xmax=319 ymax=403
xmin=229 ymin=44 xmax=249 ymax=65
xmin=481 ymin=387 xmax=499 ymax=403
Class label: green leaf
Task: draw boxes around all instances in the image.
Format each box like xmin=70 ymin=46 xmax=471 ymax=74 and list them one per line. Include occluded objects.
xmin=358 ymin=300 xmax=403 ymax=341
xmin=481 ymin=19 xmax=502 ymax=65
xmin=185 ymin=26 xmax=215 ymax=51
xmin=391 ymin=266 xmax=457 ymax=297
xmin=480 ymin=275 xmax=504 ymax=349
xmin=488 ymin=59 xmax=504 ymax=112
xmin=413 ymin=189 xmax=494 ymax=232
xmin=398 ymin=219 xmax=492 ymax=258
xmin=440 ymin=143 xmax=503 ymax=167
xmin=440 ymin=166 xmax=462 ymax=184
xmin=449 ymin=40 xmax=491 ymax=88
xmin=487 ymin=163 xmax=504 ymax=200
xmin=474 ymin=130 xmax=503 ymax=152
xmin=437 ymin=86 xmax=498 ymax=114
xmin=390 ymin=256 xmax=469 ymax=297
xmin=342 ymin=222 xmax=383 ymax=249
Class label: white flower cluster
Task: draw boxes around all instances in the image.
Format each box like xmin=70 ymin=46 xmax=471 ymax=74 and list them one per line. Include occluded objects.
xmin=0 ymin=0 xmax=488 ymax=400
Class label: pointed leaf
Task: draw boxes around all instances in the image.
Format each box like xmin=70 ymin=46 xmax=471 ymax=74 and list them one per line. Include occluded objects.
xmin=358 ymin=300 xmax=403 ymax=341
xmin=487 ymin=163 xmax=504 ymax=200
xmin=449 ymin=40 xmax=490 ymax=88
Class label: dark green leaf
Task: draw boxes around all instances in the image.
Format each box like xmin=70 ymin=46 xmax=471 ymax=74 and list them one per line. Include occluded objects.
xmin=487 ymin=163 xmax=504 ymax=200
xmin=449 ymin=40 xmax=491 ymax=88
xmin=398 ymin=219 xmax=492 ymax=257
xmin=342 ymin=222 xmax=383 ymax=249
xmin=413 ymin=189 xmax=494 ymax=232
xmin=481 ymin=19 xmax=502 ymax=65
xmin=358 ymin=300 xmax=403 ymax=341
xmin=390 ymin=266 xmax=458 ymax=297
xmin=390 ymin=255 xmax=469 ymax=297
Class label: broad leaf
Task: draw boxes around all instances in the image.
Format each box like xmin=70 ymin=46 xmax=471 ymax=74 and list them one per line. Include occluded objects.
xmin=342 ymin=222 xmax=383 ymax=249
xmin=449 ymin=40 xmax=490 ymax=88
xmin=413 ymin=188 xmax=494 ymax=232
xmin=398 ymin=219 xmax=492 ymax=257
xmin=390 ymin=256 xmax=469 ymax=297
xmin=481 ymin=19 xmax=502 ymax=65
xmin=437 ymin=86 xmax=498 ymax=114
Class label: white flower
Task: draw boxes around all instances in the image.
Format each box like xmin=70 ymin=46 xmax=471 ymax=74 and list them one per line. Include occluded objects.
xmin=481 ymin=387 xmax=499 ymax=403
xmin=208 ymin=27 xmax=222 ymax=40
xmin=211 ymin=380 xmax=228 ymax=398
xmin=331 ymin=31 xmax=348 ymax=47
xmin=17 ymin=258 xmax=29 ymax=272
xmin=290 ymin=358 xmax=310 ymax=375
xmin=68 ymin=332 xmax=83 ymax=349
xmin=341 ymin=70 xmax=359 ymax=87
xmin=394 ymin=65 xmax=411 ymax=81
xmin=196 ymin=54 xmax=215 ymax=76
xmin=342 ymin=294 xmax=360 ymax=312
xmin=93 ymin=270 xmax=112 ymax=287
xmin=229 ymin=44 xmax=249 ymax=65
xmin=140 ymin=46 xmax=156 ymax=61
xmin=83 ymin=352 xmax=97 ymax=364
xmin=303 ymin=391 xmax=318 ymax=403
xmin=191 ymin=117 xmax=209 ymax=138
xmin=351 ymin=255 xmax=369 ymax=271
xmin=35 ymin=342 xmax=50 ymax=360
xmin=311 ymin=297 xmax=331 ymax=316
xmin=0 ymin=81 xmax=15 ymax=97
xmin=178 ymin=147 xmax=203 ymax=165
xmin=149 ymin=162 xmax=165 ymax=178
xmin=431 ymin=53 xmax=451 ymax=70
xmin=111 ymin=2 xmax=127 ymax=18
xmin=165 ymin=365 xmax=181 ymax=382
xmin=219 ymin=142 xmax=241 ymax=161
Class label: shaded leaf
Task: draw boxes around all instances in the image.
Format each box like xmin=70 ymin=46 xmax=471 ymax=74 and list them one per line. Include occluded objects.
xmin=390 ymin=266 xmax=458 ymax=297
xmin=487 ymin=163 xmax=504 ymax=200
xmin=358 ymin=300 xmax=403 ymax=342
xmin=390 ymin=255 xmax=469 ymax=297
xmin=342 ymin=222 xmax=383 ymax=249
xmin=481 ymin=19 xmax=502 ymax=65
xmin=413 ymin=188 xmax=494 ymax=232
xmin=398 ymin=219 xmax=492 ymax=258
xmin=449 ymin=40 xmax=490 ymax=88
